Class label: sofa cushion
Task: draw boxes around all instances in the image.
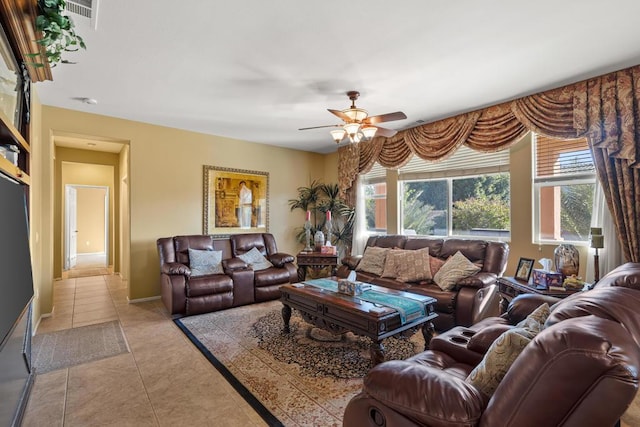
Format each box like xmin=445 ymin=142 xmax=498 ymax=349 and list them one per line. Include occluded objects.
xmin=356 ymin=246 xmax=389 ymax=276
xmin=396 ymin=249 xmax=432 ymax=283
xmin=465 ymin=328 xmax=532 ymax=397
xmin=254 ymin=268 xmax=290 ymax=287
xmin=434 ymin=251 xmax=481 ymax=291
xmin=188 ymin=248 xmax=224 ymax=276
xmin=238 ymin=247 xmax=273 ymax=271
xmin=186 ymin=274 xmax=233 ymax=297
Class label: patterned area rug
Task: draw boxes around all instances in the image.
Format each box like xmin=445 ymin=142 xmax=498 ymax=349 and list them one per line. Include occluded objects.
xmin=32 ymin=320 xmax=129 ymax=373
xmin=175 ymin=300 xmax=424 ymax=427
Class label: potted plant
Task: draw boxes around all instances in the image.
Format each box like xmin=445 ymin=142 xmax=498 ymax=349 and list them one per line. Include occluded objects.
xmin=28 ymin=0 xmax=86 ymax=68
xmin=289 ymin=181 xmax=355 ymax=258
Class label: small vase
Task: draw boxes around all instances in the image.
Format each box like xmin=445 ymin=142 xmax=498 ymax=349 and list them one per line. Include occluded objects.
xmin=314 ymin=230 xmax=325 ymax=251
xmin=554 ymin=244 xmax=579 ymax=277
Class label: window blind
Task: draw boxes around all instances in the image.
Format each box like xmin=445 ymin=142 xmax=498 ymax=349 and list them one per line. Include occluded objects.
xmin=398 ymin=145 xmax=510 ymax=181
xmin=362 ymin=162 xmax=387 ymax=183
xmin=534 ymin=134 xmax=594 ymax=181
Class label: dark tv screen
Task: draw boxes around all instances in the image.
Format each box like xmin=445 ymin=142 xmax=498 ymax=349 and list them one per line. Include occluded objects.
xmin=0 ymin=176 xmax=34 ymax=349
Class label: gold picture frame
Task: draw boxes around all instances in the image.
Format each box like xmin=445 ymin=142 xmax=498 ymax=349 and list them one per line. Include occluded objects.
xmin=203 ymin=165 xmax=269 ymax=236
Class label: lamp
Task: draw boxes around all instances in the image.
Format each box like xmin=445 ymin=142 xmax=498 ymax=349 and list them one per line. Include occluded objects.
xmin=330 ymin=129 xmax=346 ymax=143
xmin=590 ymin=227 xmax=604 ymax=282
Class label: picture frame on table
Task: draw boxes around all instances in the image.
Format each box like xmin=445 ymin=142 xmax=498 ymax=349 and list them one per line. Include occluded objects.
xmin=203 ymin=165 xmax=269 ymax=237
xmin=514 ymin=257 xmax=535 ymax=282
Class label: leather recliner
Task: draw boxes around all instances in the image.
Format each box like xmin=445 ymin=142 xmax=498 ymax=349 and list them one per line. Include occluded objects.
xmin=343 ymin=263 xmax=640 ymax=427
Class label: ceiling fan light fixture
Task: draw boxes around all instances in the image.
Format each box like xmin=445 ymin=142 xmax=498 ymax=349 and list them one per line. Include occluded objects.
xmin=361 ymin=126 xmax=377 ymax=140
xmin=342 ymin=107 xmax=368 ymax=122
xmin=330 ymin=129 xmax=346 ymax=143
xmin=343 ymin=122 xmax=361 ymax=138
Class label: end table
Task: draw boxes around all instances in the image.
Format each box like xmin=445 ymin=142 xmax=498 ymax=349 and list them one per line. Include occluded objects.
xmin=497 ymin=276 xmax=582 ymax=313
xmin=296 ymin=251 xmax=338 ymax=281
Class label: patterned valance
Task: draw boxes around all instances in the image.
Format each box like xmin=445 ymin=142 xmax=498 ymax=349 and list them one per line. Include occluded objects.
xmin=338 ymin=64 xmax=640 ymax=262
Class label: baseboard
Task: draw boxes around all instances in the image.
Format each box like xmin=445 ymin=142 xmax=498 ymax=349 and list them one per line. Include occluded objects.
xmin=127 ymin=295 xmax=161 ymax=304
xmin=32 ymin=312 xmax=51 ymax=336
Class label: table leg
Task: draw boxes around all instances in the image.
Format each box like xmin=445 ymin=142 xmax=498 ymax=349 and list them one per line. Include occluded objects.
xmin=370 ymin=340 xmax=385 ymax=366
xmin=282 ymin=304 xmax=292 ymax=333
xmin=297 ymin=266 xmax=306 ymax=282
xmin=422 ymin=321 xmax=435 ymax=350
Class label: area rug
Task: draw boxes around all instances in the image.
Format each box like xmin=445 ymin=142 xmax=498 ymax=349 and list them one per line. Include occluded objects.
xmin=32 ymin=320 xmax=129 ymax=373
xmin=175 ymin=300 xmax=424 ymax=427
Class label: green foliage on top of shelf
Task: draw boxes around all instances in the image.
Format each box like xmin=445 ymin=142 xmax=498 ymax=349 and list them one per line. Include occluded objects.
xmin=28 ymin=0 xmax=86 ymax=68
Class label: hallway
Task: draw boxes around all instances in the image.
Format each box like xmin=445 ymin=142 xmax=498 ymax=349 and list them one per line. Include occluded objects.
xmin=23 ymin=274 xmax=266 ymax=426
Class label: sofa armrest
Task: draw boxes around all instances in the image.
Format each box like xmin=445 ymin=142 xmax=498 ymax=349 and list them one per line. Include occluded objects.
xmin=161 ymin=262 xmax=191 ymax=276
xmin=342 ymin=255 xmax=362 ymax=270
xmin=359 ymin=360 xmax=488 ymax=426
xmin=269 ymin=252 xmax=295 ymax=268
xmin=223 ymin=257 xmax=249 ymax=271
xmin=457 ymin=272 xmax=497 ymax=289
xmin=503 ymin=293 xmax=561 ymax=324
xmin=467 ymin=324 xmax=513 ymax=354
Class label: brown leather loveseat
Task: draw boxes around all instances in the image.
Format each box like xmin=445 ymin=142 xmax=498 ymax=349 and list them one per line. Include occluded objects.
xmin=338 ymin=235 xmax=509 ymax=331
xmin=157 ymin=233 xmax=298 ymax=316
xmin=344 ymin=263 xmax=640 ymax=427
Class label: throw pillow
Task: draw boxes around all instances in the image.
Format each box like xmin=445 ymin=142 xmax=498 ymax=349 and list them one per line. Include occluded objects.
xmin=188 ymin=248 xmax=224 ymax=277
xmin=396 ymin=250 xmax=432 ymax=283
xmin=466 ymin=328 xmax=531 ymax=397
xmin=356 ymin=247 xmax=389 ymax=276
xmin=238 ymin=247 xmax=273 ymax=271
xmin=381 ymin=248 xmax=428 ymax=279
xmin=433 ymin=251 xmax=481 ymax=291
xmin=430 ymin=256 xmax=446 ymax=276
xmin=515 ymin=303 xmax=551 ymax=338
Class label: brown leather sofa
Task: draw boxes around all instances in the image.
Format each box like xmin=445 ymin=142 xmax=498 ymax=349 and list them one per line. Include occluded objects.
xmin=344 ymin=262 xmax=640 ymax=427
xmin=157 ymin=233 xmax=298 ymax=316
xmin=337 ymin=235 xmax=509 ymax=331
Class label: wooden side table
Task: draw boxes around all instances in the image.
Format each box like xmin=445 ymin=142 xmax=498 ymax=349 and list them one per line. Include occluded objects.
xmin=296 ymin=251 xmax=338 ymax=281
xmin=497 ymin=276 xmax=582 ymax=313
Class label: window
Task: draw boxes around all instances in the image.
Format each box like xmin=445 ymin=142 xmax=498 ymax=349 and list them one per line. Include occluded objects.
xmin=362 ymin=163 xmax=387 ymax=233
xmin=533 ymin=134 xmax=595 ymax=243
xmin=399 ymin=146 xmax=510 ymax=239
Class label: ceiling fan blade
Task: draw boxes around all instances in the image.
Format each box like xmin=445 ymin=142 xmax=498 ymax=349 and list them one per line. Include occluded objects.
xmin=365 ymin=111 xmax=407 ymax=125
xmin=373 ymin=126 xmax=398 ymax=138
xmin=328 ymin=109 xmax=351 ymax=121
xmin=298 ymin=124 xmax=340 ymax=131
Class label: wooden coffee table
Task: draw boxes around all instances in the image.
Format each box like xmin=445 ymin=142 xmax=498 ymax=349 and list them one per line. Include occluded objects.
xmin=280 ymin=281 xmax=437 ymax=366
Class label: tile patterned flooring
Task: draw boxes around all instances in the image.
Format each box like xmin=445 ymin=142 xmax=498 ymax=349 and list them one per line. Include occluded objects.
xmin=22 ymin=274 xmax=266 ymax=426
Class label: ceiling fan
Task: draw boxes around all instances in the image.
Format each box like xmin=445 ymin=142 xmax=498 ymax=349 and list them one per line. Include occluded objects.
xmin=299 ymin=91 xmax=407 ymax=144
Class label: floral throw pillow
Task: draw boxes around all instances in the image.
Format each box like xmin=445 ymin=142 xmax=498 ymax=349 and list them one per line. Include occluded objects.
xmin=238 ymin=247 xmax=273 ymax=271
xmin=396 ymin=250 xmax=432 ymax=283
xmin=515 ymin=303 xmax=551 ymax=337
xmin=188 ymin=248 xmax=224 ymax=277
xmin=356 ymin=247 xmax=389 ymax=276
xmin=381 ymin=248 xmax=428 ymax=279
xmin=433 ymin=251 xmax=481 ymax=291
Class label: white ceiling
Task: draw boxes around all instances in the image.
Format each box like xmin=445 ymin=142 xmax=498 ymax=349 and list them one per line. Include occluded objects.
xmin=37 ymin=0 xmax=640 ymax=154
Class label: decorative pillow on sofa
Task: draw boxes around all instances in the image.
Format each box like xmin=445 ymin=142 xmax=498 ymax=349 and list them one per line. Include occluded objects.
xmin=465 ymin=328 xmax=532 ymax=397
xmin=188 ymin=248 xmax=224 ymax=277
xmin=515 ymin=303 xmax=551 ymax=337
xmin=430 ymin=256 xmax=446 ymax=276
xmin=396 ymin=250 xmax=432 ymax=283
xmin=381 ymin=248 xmax=428 ymax=279
xmin=356 ymin=247 xmax=389 ymax=276
xmin=238 ymin=247 xmax=273 ymax=271
xmin=433 ymin=251 xmax=481 ymax=291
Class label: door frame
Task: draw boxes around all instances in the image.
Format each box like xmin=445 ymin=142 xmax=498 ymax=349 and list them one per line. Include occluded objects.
xmin=64 ymin=184 xmax=110 ymax=270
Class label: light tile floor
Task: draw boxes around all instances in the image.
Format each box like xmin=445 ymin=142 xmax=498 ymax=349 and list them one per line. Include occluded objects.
xmin=23 ymin=274 xmax=266 ymax=427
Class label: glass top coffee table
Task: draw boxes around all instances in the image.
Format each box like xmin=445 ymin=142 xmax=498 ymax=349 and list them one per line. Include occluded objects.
xmin=280 ymin=279 xmax=438 ymax=366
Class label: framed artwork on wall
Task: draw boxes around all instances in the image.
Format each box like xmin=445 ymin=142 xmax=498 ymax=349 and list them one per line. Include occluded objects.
xmin=203 ymin=165 xmax=269 ymax=236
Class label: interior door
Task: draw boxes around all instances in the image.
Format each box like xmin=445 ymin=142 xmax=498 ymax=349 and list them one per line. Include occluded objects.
xmin=65 ymin=185 xmax=78 ymax=269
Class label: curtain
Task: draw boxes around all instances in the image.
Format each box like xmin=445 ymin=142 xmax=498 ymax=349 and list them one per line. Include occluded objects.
xmin=351 ymin=175 xmax=368 ymax=256
xmin=586 ymin=180 xmax=624 ymax=282
xmin=338 ymin=64 xmax=640 ymax=262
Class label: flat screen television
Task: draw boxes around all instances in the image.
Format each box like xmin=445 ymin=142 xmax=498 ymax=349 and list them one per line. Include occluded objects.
xmin=0 ymin=175 xmax=33 ymax=349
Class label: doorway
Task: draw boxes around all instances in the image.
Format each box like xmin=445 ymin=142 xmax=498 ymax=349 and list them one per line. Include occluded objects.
xmin=64 ymin=184 xmax=110 ymax=277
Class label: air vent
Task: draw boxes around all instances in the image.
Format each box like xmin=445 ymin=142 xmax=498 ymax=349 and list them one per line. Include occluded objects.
xmin=65 ymin=0 xmax=99 ymax=30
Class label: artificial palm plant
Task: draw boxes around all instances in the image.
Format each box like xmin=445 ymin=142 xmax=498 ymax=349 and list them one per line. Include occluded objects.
xmin=288 ymin=181 xmax=355 ymax=258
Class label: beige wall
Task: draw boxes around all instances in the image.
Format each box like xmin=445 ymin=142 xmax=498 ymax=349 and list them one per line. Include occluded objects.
xmin=75 ymin=186 xmax=107 ymax=254
xmin=55 ymin=150 xmax=119 ymax=278
xmin=119 ymin=145 xmax=130 ymax=282
xmin=39 ymin=106 xmax=326 ymax=305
